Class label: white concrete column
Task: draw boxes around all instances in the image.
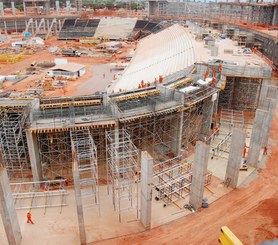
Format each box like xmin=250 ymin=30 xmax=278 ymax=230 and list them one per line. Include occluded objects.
xmin=0 ymin=2 xmax=4 ymax=16
xmin=200 ymin=97 xmax=214 ymax=137
xmin=0 ymin=167 xmax=22 ymax=245
xmin=247 ymin=109 xmax=267 ymax=168
xmin=225 ymin=128 xmax=246 ymax=188
xmin=11 ymin=2 xmax=15 ymax=15
xmin=260 ymin=99 xmax=277 ymax=151
xmin=171 ymin=111 xmax=183 ymax=156
xmin=140 ymin=151 xmax=153 ymax=229
xmin=56 ymin=1 xmax=60 ymax=15
xmin=189 ymin=141 xmax=210 ymax=211
xmin=66 ymin=1 xmax=71 ymax=14
xmin=72 ymin=164 xmax=86 ymax=245
xmin=26 ymin=130 xmax=43 ymax=182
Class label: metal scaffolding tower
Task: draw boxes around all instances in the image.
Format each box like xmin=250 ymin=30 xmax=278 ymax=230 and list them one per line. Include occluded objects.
xmin=71 ymin=129 xmax=100 ymax=211
xmin=106 ymin=129 xmax=139 ymax=222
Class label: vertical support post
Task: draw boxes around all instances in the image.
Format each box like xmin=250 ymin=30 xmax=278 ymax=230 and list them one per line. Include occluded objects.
xmin=23 ymin=2 xmax=26 ymax=15
xmin=189 ymin=141 xmax=210 ymax=211
xmin=171 ymin=111 xmax=183 ymax=156
xmin=260 ymin=99 xmax=277 ymax=150
xmin=225 ymin=128 xmax=246 ymax=188
xmin=0 ymin=167 xmax=22 ymax=245
xmin=200 ymin=96 xmax=214 ymax=137
xmin=247 ymin=109 xmax=267 ymax=168
xmin=45 ymin=1 xmax=50 ymax=15
xmin=272 ymin=6 xmax=278 ymax=25
xmin=56 ymin=1 xmax=60 ymax=15
xmin=72 ymin=166 xmax=86 ymax=245
xmin=140 ymin=151 xmax=153 ymax=229
xmin=66 ymin=1 xmax=71 ymax=14
xmin=258 ymin=79 xmax=270 ymax=110
xmin=11 ymin=2 xmax=15 ymax=15
xmin=0 ymin=2 xmax=4 ymax=16
xmin=26 ymin=130 xmax=43 ymax=182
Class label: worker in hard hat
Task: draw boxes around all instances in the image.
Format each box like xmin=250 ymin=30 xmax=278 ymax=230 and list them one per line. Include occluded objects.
xmin=27 ymin=212 xmax=34 ymax=224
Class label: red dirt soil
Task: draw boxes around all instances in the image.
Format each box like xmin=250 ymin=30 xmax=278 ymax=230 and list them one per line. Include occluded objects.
xmin=94 ymin=107 xmax=278 ymax=245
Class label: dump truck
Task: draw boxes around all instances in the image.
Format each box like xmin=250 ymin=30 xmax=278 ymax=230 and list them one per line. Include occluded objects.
xmin=61 ymin=49 xmax=81 ymax=57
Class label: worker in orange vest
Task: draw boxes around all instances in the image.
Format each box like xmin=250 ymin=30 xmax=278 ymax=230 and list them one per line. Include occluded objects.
xmin=263 ymin=146 xmax=268 ymax=155
xmin=243 ymin=143 xmax=247 ymax=158
xmin=218 ymin=63 xmax=223 ymax=72
xmin=27 ymin=212 xmax=34 ymax=224
xmin=204 ymin=70 xmax=209 ymax=80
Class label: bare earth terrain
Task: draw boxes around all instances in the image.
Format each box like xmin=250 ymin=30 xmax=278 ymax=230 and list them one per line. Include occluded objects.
xmin=94 ymin=107 xmax=278 ymax=245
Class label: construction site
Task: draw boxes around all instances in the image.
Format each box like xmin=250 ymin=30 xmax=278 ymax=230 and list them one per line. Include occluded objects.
xmin=0 ymin=1 xmax=277 ymax=245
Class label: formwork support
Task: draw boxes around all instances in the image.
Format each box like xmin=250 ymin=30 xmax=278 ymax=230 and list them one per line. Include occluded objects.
xmin=26 ymin=130 xmax=43 ymax=182
xmin=224 ymin=128 xmax=246 ymax=188
xmin=140 ymin=151 xmax=153 ymax=229
xmin=189 ymin=141 xmax=210 ymax=211
xmin=66 ymin=1 xmax=71 ymax=14
xmin=247 ymin=109 xmax=267 ymax=168
xmin=11 ymin=2 xmax=16 ymax=16
xmin=0 ymin=167 xmax=22 ymax=245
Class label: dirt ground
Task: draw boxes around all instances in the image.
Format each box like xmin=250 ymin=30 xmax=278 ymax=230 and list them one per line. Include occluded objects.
xmin=93 ymin=107 xmax=278 ymax=245
xmin=0 ymin=36 xmax=135 ymax=97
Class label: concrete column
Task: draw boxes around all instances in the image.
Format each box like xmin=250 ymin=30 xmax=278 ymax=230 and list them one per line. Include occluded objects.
xmin=56 ymin=1 xmax=60 ymax=15
xmin=189 ymin=141 xmax=210 ymax=211
xmin=72 ymin=166 xmax=86 ymax=245
xmin=261 ymin=99 xmax=277 ymax=149
xmin=45 ymin=1 xmax=50 ymax=15
xmin=272 ymin=6 xmax=278 ymax=25
xmin=11 ymin=2 xmax=15 ymax=15
xmin=200 ymin=97 xmax=214 ymax=137
xmin=66 ymin=1 xmax=71 ymax=14
xmin=26 ymin=130 xmax=43 ymax=182
xmin=0 ymin=2 xmax=4 ymax=16
xmin=0 ymin=167 xmax=22 ymax=245
xmin=171 ymin=111 xmax=183 ymax=156
xmin=258 ymin=79 xmax=270 ymax=110
xmin=225 ymin=128 xmax=246 ymax=188
xmin=140 ymin=151 xmax=153 ymax=229
xmin=23 ymin=2 xmax=26 ymax=15
xmin=247 ymin=109 xmax=267 ymax=168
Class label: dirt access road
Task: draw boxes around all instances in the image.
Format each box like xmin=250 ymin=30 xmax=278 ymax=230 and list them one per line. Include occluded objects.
xmin=94 ymin=107 xmax=278 ymax=245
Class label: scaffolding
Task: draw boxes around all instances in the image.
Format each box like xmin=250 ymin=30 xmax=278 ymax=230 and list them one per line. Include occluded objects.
xmin=106 ymin=129 xmax=139 ymax=222
xmin=71 ymin=129 xmax=100 ymax=211
xmin=11 ymin=179 xmax=67 ymax=211
xmin=153 ymin=156 xmax=212 ymax=207
xmin=0 ymin=105 xmax=30 ymax=179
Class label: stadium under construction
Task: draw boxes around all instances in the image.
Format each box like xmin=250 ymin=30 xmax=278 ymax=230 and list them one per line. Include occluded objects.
xmin=0 ymin=1 xmax=277 ymax=245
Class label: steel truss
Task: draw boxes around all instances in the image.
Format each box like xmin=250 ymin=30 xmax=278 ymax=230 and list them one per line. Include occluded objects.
xmin=71 ymin=129 xmax=100 ymax=211
xmin=106 ymin=129 xmax=139 ymax=222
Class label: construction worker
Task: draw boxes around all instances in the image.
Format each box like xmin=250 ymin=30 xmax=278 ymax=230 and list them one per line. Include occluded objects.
xmin=243 ymin=143 xmax=247 ymax=158
xmin=27 ymin=212 xmax=34 ymax=224
xmin=263 ymin=146 xmax=268 ymax=155
xmin=218 ymin=63 xmax=223 ymax=72
xmin=159 ymin=75 xmax=163 ymax=84
xmin=204 ymin=70 xmax=209 ymax=80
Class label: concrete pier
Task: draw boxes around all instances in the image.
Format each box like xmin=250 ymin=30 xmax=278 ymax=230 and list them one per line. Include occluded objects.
xmin=200 ymin=97 xmax=214 ymax=137
xmin=140 ymin=151 xmax=153 ymax=228
xmin=171 ymin=111 xmax=183 ymax=156
xmin=247 ymin=109 xmax=267 ymax=168
xmin=0 ymin=2 xmax=4 ymax=16
xmin=66 ymin=1 xmax=71 ymax=14
xmin=0 ymin=167 xmax=22 ymax=245
xmin=72 ymin=165 xmax=86 ymax=245
xmin=261 ymin=99 xmax=277 ymax=148
xmin=225 ymin=128 xmax=246 ymax=188
xmin=26 ymin=130 xmax=43 ymax=182
xmin=56 ymin=1 xmax=60 ymax=15
xmin=11 ymin=2 xmax=15 ymax=16
xmin=189 ymin=141 xmax=210 ymax=211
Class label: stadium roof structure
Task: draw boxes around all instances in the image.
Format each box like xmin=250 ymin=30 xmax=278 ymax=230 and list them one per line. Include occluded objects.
xmin=109 ymin=24 xmax=196 ymax=92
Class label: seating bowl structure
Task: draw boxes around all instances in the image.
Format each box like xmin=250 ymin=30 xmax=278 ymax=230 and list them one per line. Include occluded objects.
xmin=109 ymin=24 xmax=196 ymax=92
